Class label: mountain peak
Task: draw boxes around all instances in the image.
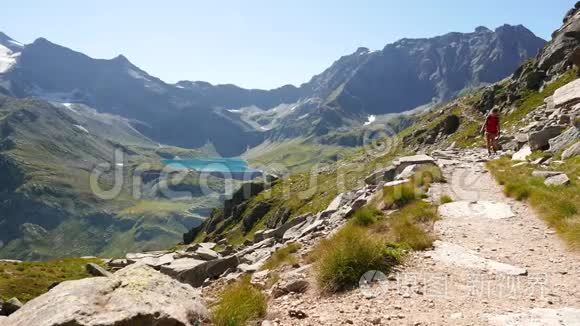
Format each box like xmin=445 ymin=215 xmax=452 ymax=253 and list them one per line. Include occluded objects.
xmin=112 ymin=54 xmax=131 ymax=64
xmin=475 ymin=26 xmax=492 ymax=33
xmin=355 ymin=47 xmax=370 ymax=54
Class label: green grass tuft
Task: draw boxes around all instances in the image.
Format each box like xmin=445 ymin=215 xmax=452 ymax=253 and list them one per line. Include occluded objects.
xmin=440 ymin=194 xmax=453 ymax=204
xmin=312 ymin=224 xmax=403 ymax=293
xmin=375 ymin=201 xmax=438 ymax=250
xmin=261 ymin=243 xmax=301 ymax=270
xmin=351 ymin=207 xmax=382 ymax=226
xmin=383 ymin=182 xmax=419 ymax=208
xmin=212 ymin=277 xmax=267 ymax=326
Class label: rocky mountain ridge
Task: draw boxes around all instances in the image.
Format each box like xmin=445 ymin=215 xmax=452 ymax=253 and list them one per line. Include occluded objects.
xmin=0 ymin=25 xmax=545 ymax=155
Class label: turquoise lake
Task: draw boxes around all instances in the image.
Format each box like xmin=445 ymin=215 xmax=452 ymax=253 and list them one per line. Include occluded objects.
xmin=162 ymin=158 xmax=258 ymax=173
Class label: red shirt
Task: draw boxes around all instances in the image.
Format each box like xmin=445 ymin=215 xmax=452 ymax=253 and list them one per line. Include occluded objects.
xmin=485 ymin=115 xmax=500 ymax=134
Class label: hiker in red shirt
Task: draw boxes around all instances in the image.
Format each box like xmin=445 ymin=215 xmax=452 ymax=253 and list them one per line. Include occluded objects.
xmin=481 ymin=108 xmax=500 ymax=155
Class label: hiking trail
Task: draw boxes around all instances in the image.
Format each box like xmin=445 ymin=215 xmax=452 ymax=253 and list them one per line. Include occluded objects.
xmin=266 ymin=149 xmax=580 ymax=325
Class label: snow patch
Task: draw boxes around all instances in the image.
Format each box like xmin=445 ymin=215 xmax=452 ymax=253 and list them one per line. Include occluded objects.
xmin=227 ymin=109 xmax=243 ymax=113
xmin=364 ymin=115 xmax=376 ymax=126
xmin=0 ymin=44 xmax=20 ymax=73
xmin=298 ymin=113 xmax=309 ymax=120
xmin=73 ymin=124 xmax=89 ymax=134
xmin=8 ymin=39 xmax=23 ymax=48
xmin=128 ymin=69 xmax=152 ymax=82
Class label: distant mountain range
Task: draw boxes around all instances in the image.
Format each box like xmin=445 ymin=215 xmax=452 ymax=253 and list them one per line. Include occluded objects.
xmin=0 ymin=26 xmax=545 ymax=156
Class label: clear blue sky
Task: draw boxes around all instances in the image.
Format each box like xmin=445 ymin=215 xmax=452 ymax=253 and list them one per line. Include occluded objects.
xmin=0 ymin=1 xmax=573 ymax=89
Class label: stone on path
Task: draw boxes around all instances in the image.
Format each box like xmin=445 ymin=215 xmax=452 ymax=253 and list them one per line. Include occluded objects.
xmin=438 ymin=201 xmax=515 ymax=220
xmin=488 ymin=308 xmax=580 ymax=326
xmin=512 ymin=145 xmax=532 ymax=161
xmin=3 ymin=264 xmax=208 ymax=326
xmin=430 ymin=241 xmax=527 ymax=276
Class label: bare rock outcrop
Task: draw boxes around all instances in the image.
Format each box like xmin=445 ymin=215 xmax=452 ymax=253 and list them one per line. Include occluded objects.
xmin=3 ymin=264 xmax=208 ymax=326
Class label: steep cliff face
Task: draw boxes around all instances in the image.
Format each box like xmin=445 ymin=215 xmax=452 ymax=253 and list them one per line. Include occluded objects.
xmin=537 ymin=2 xmax=580 ymax=76
xmin=315 ymin=25 xmax=545 ymax=115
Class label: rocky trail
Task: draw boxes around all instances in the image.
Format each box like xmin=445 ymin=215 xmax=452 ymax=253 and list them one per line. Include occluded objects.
xmin=262 ymin=149 xmax=580 ymax=326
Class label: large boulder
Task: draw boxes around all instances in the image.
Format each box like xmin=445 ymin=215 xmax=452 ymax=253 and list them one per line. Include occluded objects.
xmin=125 ymin=251 xmax=175 ymax=268
xmin=364 ymin=165 xmax=396 ymax=185
xmin=545 ymin=174 xmax=571 ymax=186
xmin=3 ymin=264 xmax=208 ymax=326
xmin=552 ymin=78 xmax=580 ymax=109
xmin=393 ymin=154 xmax=436 ymax=175
xmin=529 ymin=126 xmax=566 ymax=150
xmin=160 ymin=255 xmax=239 ymax=287
xmin=548 ymin=127 xmax=580 ymax=152
xmin=272 ymin=214 xmax=310 ymax=239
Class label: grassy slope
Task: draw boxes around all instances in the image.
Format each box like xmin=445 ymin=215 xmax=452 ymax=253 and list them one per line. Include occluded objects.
xmin=0 ymin=98 xmax=220 ymax=260
xmin=0 ymin=258 xmax=104 ymax=302
xmin=488 ymin=156 xmax=580 ymax=249
xmin=243 ymin=138 xmax=351 ymax=174
xmin=220 ymin=144 xmax=410 ymax=245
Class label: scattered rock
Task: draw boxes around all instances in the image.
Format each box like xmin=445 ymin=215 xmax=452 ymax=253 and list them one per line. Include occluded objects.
xmin=107 ymin=259 xmax=131 ymax=269
xmin=512 ymin=145 xmax=532 ymax=161
xmin=288 ymin=310 xmax=308 ymax=319
xmin=85 ymin=263 xmax=112 ymax=277
xmin=250 ymin=269 xmax=271 ymax=288
xmin=194 ymin=246 xmax=219 ymax=261
xmin=271 ymin=269 xmax=310 ymax=298
xmin=544 ymin=174 xmax=570 ymax=186
xmin=161 ymin=255 xmax=239 ymax=287
xmin=562 ymin=142 xmax=580 ymax=159
xmin=529 ymin=126 xmax=565 ymax=150
xmin=548 ymin=127 xmax=580 ymax=152
xmin=395 ymin=164 xmax=417 ymax=180
xmin=273 ymin=214 xmax=310 ymax=239
xmin=1 ymin=298 xmax=23 ymax=316
xmin=364 ymin=165 xmax=396 ymax=185
xmin=531 ymin=170 xmax=564 ymax=178
xmin=3 ymin=265 xmax=208 ymax=325
xmin=393 ymin=154 xmax=436 ymax=175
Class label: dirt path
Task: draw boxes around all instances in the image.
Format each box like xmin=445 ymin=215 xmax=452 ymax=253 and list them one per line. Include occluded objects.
xmin=266 ymin=149 xmax=580 ymax=325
